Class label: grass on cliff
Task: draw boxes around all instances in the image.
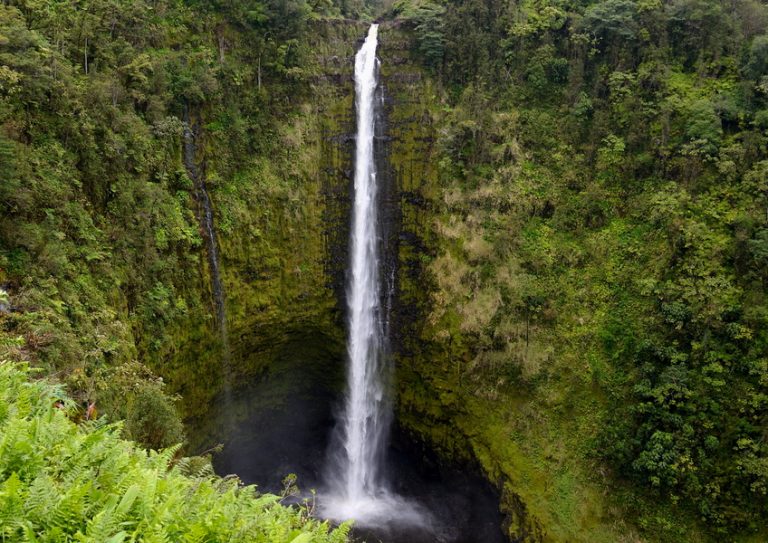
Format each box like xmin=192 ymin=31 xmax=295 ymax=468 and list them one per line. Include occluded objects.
xmin=0 ymin=360 xmax=349 ymax=543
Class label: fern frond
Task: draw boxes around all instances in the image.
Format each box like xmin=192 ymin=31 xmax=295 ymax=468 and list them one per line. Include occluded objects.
xmin=150 ymin=443 xmax=182 ymax=472
xmin=0 ymin=364 xmax=350 ymax=543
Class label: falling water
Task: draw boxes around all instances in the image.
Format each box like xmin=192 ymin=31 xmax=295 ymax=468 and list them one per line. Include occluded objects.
xmin=337 ymin=21 xmax=388 ymax=504
xmin=182 ymin=107 xmax=232 ymax=406
xmin=343 ymin=22 xmax=387 ymax=503
xmin=322 ymin=24 xmax=433 ymax=532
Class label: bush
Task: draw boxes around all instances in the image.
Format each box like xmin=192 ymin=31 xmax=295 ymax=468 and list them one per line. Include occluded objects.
xmin=0 ymin=361 xmax=349 ymax=543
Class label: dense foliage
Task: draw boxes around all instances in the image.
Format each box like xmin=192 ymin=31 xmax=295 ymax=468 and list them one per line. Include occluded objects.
xmin=0 ymin=3 xmax=362 ymax=539
xmin=393 ymin=0 xmax=768 ymax=537
xmin=0 ymin=361 xmax=348 ymax=542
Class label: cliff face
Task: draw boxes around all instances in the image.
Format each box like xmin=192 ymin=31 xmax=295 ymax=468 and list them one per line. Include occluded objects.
xmin=173 ymin=19 xmax=539 ymax=540
xmin=376 ymin=23 xmax=548 ymax=543
xmin=167 ymin=20 xmax=368 ymax=437
xmin=182 ymin=19 xmax=548 ymax=540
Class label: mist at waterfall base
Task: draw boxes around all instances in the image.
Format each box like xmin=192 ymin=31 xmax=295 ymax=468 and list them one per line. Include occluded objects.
xmin=208 ymin=368 xmax=507 ymax=543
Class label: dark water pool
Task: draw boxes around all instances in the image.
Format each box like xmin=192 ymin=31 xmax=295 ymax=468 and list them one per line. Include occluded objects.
xmin=194 ymin=345 xmax=507 ymax=543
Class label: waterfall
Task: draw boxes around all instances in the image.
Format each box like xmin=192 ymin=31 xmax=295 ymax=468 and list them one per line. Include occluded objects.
xmin=322 ymin=24 xmax=431 ymax=531
xmin=324 ymin=22 xmax=390 ymax=513
xmin=182 ymin=108 xmax=232 ymax=403
xmin=343 ymin=23 xmax=387 ymax=501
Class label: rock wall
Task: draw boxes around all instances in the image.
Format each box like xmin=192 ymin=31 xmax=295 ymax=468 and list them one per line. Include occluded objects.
xmin=377 ymin=22 xmax=547 ymax=543
xmin=166 ymin=20 xmax=367 ymax=445
xmin=170 ymin=17 xmax=544 ymax=542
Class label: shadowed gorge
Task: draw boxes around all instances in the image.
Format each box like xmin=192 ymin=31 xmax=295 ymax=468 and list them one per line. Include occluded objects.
xmin=198 ymin=339 xmax=508 ymax=543
xmin=2 ymin=0 xmax=768 ymax=542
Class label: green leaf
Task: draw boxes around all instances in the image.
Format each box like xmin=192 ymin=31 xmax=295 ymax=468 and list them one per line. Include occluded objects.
xmin=116 ymin=484 xmax=140 ymax=516
xmin=105 ymin=532 xmax=128 ymax=543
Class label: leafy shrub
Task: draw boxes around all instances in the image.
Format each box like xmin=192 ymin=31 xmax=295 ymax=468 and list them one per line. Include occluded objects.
xmin=0 ymin=361 xmax=349 ymax=543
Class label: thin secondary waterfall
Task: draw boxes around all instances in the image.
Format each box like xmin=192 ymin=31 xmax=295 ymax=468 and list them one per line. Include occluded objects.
xmin=182 ymin=108 xmax=232 ymax=404
xmin=343 ymin=22 xmax=387 ymax=501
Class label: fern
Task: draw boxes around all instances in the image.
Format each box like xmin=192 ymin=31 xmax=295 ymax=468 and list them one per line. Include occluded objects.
xmin=24 ymin=474 xmax=59 ymax=526
xmin=150 ymin=443 xmax=182 ymax=472
xmin=0 ymin=472 xmax=26 ymax=538
xmin=84 ymin=507 xmax=121 ymax=542
xmin=0 ymin=362 xmax=350 ymax=543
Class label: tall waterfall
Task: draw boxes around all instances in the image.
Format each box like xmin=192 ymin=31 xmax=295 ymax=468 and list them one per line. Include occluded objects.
xmin=341 ymin=22 xmax=389 ymax=502
xmin=344 ymin=22 xmax=387 ymax=501
xmin=322 ymin=24 xmax=432 ymax=531
xmin=323 ymin=23 xmax=392 ymax=517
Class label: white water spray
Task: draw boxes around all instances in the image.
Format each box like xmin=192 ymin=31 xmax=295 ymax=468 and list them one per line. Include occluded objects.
xmin=321 ymin=23 xmax=434 ymax=532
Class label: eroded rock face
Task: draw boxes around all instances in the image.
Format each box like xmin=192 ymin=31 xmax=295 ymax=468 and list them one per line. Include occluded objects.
xmin=179 ymin=18 xmax=536 ymax=542
xmin=172 ymin=20 xmax=368 ymax=442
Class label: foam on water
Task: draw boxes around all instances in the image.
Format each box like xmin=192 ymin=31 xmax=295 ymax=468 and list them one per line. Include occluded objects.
xmin=321 ymin=491 xmax=433 ymax=529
